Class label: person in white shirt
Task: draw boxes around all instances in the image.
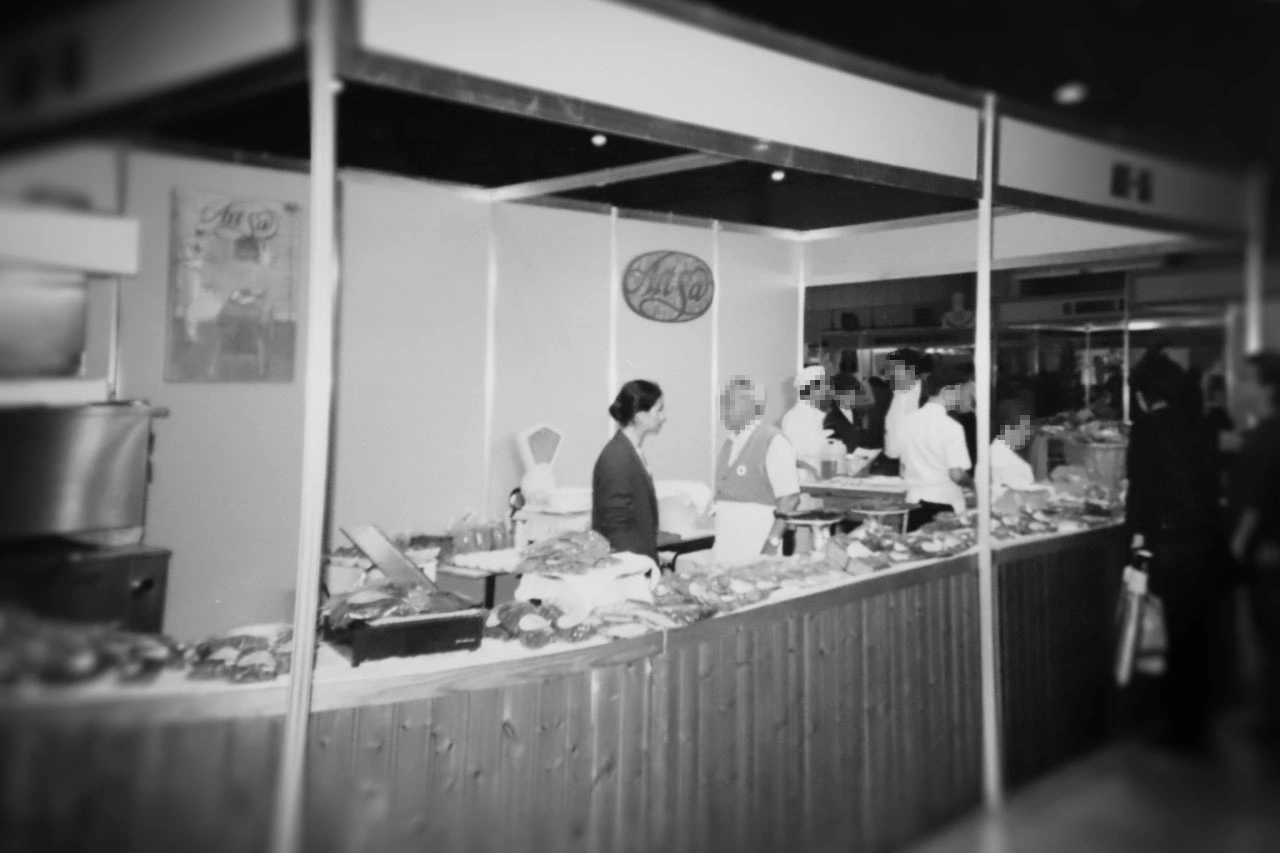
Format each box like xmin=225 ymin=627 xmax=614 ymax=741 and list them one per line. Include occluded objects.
xmin=711 ymin=377 xmax=801 ymax=564
xmin=781 ymin=364 xmax=833 ymax=482
xmin=991 ymin=398 xmax=1036 ymax=493
xmin=899 ymin=366 xmax=972 ymax=530
xmin=883 ymin=349 xmax=933 ymax=464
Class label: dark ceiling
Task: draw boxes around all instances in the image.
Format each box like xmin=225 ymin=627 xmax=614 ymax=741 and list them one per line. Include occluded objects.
xmin=698 ymin=0 xmax=1279 ymax=166
xmin=5 ymin=0 xmax=1276 ymax=163
xmin=146 ymin=81 xmax=973 ymax=230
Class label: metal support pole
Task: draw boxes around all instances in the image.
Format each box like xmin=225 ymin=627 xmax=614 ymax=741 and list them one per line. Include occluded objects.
xmin=608 ymin=207 xmax=619 ymax=441
xmin=1225 ymin=302 xmax=1241 ymax=422
xmin=107 ymin=143 xmax=130 ymax=400
xmin=710 ymin=219 xmax=721 ymax=481
xmin=975 ymin=92 xmax=1003 ymax=808
xmin=1083 ymin=327 xmax=1093 ymax=407
xmin=797 ymin=241 xmax=807 ymax=373
xmin=1245 ymin=165 xmax=1268 ymax=354
xmin=1122 ymin=276 xmax=1132 ymax=424
xmin=271 ymin=0 xmax=338 ymax=851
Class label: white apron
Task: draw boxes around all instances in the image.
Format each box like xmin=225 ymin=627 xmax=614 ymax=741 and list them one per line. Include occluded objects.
xmin=712 ymin=500 xmax=776 ymax=566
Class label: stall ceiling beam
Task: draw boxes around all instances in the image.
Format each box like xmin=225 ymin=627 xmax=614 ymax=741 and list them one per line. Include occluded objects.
xmin=617 ymin=0 xmax=982 ymax=106
xmin=995 ymin=187 xmax=1244 ymax=245
xmin=994 ymin=239 xmax=1228 ymax=276
xmin=514 ymin=193 xmax=802 ymax=240
xmin=796 ymin=207 xmax=1015 ymax=242
xmin=486 ymin=152 xmax=731 ymax=203
xmin=354 ymin=0 xmax=980 ymax=183
xmin=339 ymin=53 xmax=981 ymax=200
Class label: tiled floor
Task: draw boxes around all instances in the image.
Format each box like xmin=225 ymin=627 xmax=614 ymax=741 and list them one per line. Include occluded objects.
xmin=906 ymin=717 xmax=1280 ymax=853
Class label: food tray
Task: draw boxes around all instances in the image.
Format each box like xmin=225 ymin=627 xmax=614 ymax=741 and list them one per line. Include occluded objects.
xmin=325 ymin=609 xmax=486 ymax=666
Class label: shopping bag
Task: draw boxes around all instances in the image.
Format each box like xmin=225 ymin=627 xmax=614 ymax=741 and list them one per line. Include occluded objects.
xmin=1135 ymin=594 xmax=1167 ymax=676
xmin=1114 ymin=564 xmax=1147 ymax=686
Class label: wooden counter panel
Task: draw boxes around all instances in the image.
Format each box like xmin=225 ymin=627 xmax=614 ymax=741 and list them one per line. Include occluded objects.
xmin=2 ymin=552 xmax=989 ymax=853
xmin=650 ymin=558 xmax=982 ymax=853
xmin=0 ymin=714 xmax=281 ymax=853
xmin=289 ymin=557 xmax=981 ymax=853
xmin=995 ymin=526 xmax=1129 ymax=790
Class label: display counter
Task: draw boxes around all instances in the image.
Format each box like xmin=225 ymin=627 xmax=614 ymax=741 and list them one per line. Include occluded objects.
xmin=0 ymin=525 xmax=1128 ymax=853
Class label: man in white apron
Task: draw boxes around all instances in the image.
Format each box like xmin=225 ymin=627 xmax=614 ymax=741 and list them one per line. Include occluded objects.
xmin=781 ymin=364 xmax=832 ymax=482
xmin=711 ymin=377 xmax=801 ymax=565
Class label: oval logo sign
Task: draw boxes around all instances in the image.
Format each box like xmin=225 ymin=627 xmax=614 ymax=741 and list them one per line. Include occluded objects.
xmin=622 ymin=251 xmax=714 ymax=323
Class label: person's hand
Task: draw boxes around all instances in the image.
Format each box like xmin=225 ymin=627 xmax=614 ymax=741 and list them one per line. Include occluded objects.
xmin=1131 ymin=533 xmax=1145 ymax=551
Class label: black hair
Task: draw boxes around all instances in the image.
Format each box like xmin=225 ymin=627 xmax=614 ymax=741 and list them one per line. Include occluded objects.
xmin=923 ymin=367 xmax=963 ymax=400
xmin=1130 ymin=353 xmax=1185 ymax=405
xmin=609 ymin=379 xmax=663 ymax=426
xmin=832 ymin=372 xmax=863 ymax=393
xmin=993 ymin=397 xmax=1032 ymax=434
xmin=957 ymin=361 xmax=975 ymax=379
xmin=1248 ymin=351 xmax=1280 ymax=405
xmin=887 ymin=348 xmax=923 ymax=371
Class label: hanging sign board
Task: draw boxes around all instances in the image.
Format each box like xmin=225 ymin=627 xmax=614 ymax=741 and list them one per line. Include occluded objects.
xmin=622 ymin=251 xmax=714 ymax=323
xmin=996 ymin=117 xmax=1247 ymax=235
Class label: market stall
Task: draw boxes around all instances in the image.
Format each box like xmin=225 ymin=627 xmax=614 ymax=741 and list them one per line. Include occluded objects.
xmin=0 ymin=1 xmax=1262 ymax=852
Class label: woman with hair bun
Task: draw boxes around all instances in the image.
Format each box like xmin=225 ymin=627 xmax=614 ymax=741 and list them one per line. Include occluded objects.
xmin=591 ymin=380 xmax=666 ymax=562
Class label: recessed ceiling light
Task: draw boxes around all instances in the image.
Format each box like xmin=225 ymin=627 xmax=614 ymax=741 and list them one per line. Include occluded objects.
xmin=1054 ymin=82 xmax=1088 ymax=106
xmin=591 ymin=133 xmax=608 ymax=147
xmin=771 ymin=169 xmax=786 ymax=182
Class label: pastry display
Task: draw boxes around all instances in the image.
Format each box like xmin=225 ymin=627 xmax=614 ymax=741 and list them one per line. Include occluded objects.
xmin=0 ymin=606 xmax=183 ymax=686
xmin=514 ymin=530 xmax=613 ymax=575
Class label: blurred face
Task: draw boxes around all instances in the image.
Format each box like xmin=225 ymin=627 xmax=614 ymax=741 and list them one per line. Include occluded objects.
xmin=888 ymin=361 xmax=916 ymax=392
xmin=636 ymin=397 xmax=667 ymax=436
xmin=721 ymin=388 xmax=757 ymax=432
xmin=1003 ymin=415 xmax=1033 ymax=451
xmin=935 ymin=384 xmax=964 ymax=411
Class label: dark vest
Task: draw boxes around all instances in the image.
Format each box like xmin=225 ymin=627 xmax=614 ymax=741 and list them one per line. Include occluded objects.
xmin=716 ymin=423 xmax=782 ymax=505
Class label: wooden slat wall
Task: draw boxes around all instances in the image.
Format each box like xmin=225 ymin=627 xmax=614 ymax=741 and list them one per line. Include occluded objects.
xmin=994 ymin=528 xmax=1138 ymax=791
xmin=0 ymin=714 xmax=282 ymax=853
xmin=0 ymin=558 xmax=982 ymax=853
xmin=300 ymin=559 xmax=983 ymax=853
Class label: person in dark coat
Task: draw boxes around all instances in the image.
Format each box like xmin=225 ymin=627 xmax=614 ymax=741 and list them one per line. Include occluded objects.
xmin=592 ymin=380 xmax=665 ymax=563
xmin=1228 ymin=351 xmax=1280 ymax=747
xmin=1127 ymin=352 xmax=1227 ymax=751
xmin=952 ymin=361 xmax=978 ymax=471
xmin=824 ymin=372 xmax=865 ymax=453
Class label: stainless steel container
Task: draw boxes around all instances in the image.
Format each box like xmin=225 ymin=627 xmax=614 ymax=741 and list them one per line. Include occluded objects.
xmin=0 ymin=265 xmax=89 ymax=378
xmin=0 ymin=403 xmax=161 ymax=541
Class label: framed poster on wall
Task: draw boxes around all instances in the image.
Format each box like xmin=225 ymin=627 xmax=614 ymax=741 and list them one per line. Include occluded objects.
xmin=165 ymin=189 xmax=300 ymax=382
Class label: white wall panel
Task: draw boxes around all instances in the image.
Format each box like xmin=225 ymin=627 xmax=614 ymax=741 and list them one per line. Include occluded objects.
xmin=122 ymin=151 xmax=308 ymax=636
xmin=488 ymin=202 xmax=613 ymax=515
xmin=716 ymin=230 xmax=800 ymax=432
xmin=331 ymin=178 xmax=490 ymax=542
xmin=614 ymin=217 xmax=716 ymax=482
